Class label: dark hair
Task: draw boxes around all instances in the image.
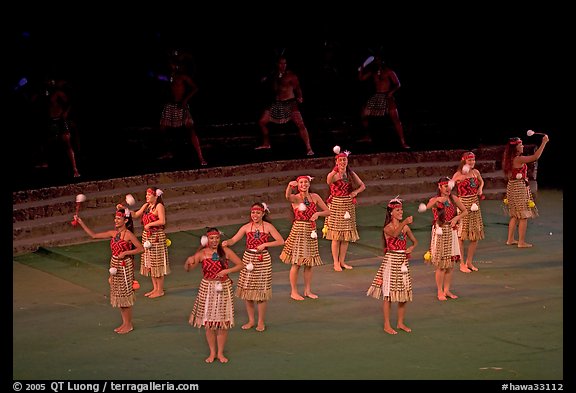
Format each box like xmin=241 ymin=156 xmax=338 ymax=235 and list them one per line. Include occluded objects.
xmin=434 ymin=177 xmax=454 ymax=226
xmin=502 ymin=138 xmax=522 ymax=178
xmin=116 ymin=209 xmax=134 ymax=233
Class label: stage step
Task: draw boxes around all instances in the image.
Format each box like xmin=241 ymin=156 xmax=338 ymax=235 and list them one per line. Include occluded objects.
xmin=12 ymin=145 xmax=536 ymax=255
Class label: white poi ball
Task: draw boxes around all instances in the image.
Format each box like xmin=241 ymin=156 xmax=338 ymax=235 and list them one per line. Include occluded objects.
xmin=470 ymin=203 xmax=479 ymax=211
xmin=298 ymin=203 xmax=307 ymax=211
xmin=109 ymin=267 xmax=117 ymax=275
xmin=401 ymin=264 xmax=408 ymax=273
xmin=418 ymin=203 xmax=427 ymax=213
xmin=549 ymin=232 xmax=553 ymax=236
xmin=215 ymin=282 xmax=223 ymax=292
xmin=333 ymin=145 xmax=341 ymax=154
xmin=448 ymin=180 xmax=455 ymax=190
xmin=516 ymin=173 xmax=523 ymax=179
xmin=246 ymin=262 xmax=254 ymax=272
xmin=143 ymin=240 xmax=152 ymax=249
xmin=344 ymin=211 xmax=351 ymax=219
xmin=125 ymin=194 xmax=136 ymax=206
xmin=527 ymin=129 xmax=535 ymax=136
xmin=310 ymin=230 xmax=318 ymax=239
xmin=200 ymin=235 xmax=208 ymax=247
xmin=435 ymin=226 xmax=443 ymax=235
xmin=462 ymin=164 xmax=470 ymax=174
xmin=76 ymin=194 xmax=87 ymax=203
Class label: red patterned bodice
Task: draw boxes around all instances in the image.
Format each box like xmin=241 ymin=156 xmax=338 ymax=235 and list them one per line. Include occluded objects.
xmin=433 ymin=199 xmax=458 ymax=222
xmin=246 ymin=223 xmax=270 ymax=249
xmin=510 ymin=164 xmax=528 ymax=180
xmin=293 ymin=201 xmax=318 ymax=221
xmin=110 ymin=233 xmax=134 ymax=256
xmin=201 ymin=253 xmax=229 ymax=280
xmin=386 ymin=234 xmax=407 ymax=251
xmin=142 ymin=209 xmax=164 ymax=231
xmin=456 ymin=177 xmax=479 ymax=197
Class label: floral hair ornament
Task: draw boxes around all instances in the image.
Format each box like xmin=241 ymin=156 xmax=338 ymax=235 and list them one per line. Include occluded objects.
xmin=124 ymin=208 xmax=131 ymax=217
xmin=156 ymin=188 xmax=164 ymax=197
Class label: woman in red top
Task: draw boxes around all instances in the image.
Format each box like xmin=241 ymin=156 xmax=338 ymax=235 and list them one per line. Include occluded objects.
xmin=502 ymin=135 xmax=549 ymax=247
xmin=74 ymin=209 xmax=144 ymax=334
xmin=120 ymin=186 xmax=170 ymax=298
xmin=222 ymin=202 xmax=284 ymax=332
xmin=185 ymin=228 xmax=243 ymax=363
xmin=280 ymin=176 xmax=330 ymax=300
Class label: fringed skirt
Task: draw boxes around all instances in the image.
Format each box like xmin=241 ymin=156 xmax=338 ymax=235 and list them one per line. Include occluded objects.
xmin=189 ymin=279 xmax=234 ymax=330
xmin=364 ymin=93 xmax=389 ymax=116
xmin=141 ymin=229 xmax=170 ymax=277
xmin=457 ymin=194 xmax=485 ymax=241
xmin=366 ymin=251 xmax=412 ymax=302
xmin=280 ymin=220 xmax=323 ymax=267
xmin=160 ymin=103 xmax=193 ymax=128
xmin=110 ymin=255 xmax=135 ymax=308
xmin=235 ymin=249 xmax=272 ymax=301
xmin=430 ymin=223 xmax=461 ymax=269
xmin=505 ymin=179 xmax=539 ymax=219
xmin=325 ymin=196 xmax=359 ymax=242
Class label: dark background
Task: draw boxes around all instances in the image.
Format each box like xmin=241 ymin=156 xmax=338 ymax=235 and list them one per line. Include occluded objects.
xmin=6 ymin=10 xmax=567 ymax=191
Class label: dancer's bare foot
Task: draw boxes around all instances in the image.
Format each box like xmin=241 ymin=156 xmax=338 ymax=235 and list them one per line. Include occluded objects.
xmin=304 ymin=292 xmax=319 ymax=299
xmin=205 ymin=354 xmax=216 ymax=363
xmin=506 ymin=240 xmax=518 ymax=245
xmin=397 ymin=324 xmax=412 ymax=333
xmin=459 ymin=263 xmax=471 ymax=273
xmin=114 ymin=325 xmax=124 ymax=333
xmin=467 ymin=263 xmax=478 ymax=271
xmin=384 ymin=326 xmax=398 ymax=335
xmin=340 ymin=263 xmax=353 ymax=270
xmin=291 ymin=293 xmax=305 ymax=301
xmin=333 ymin=264 xmax=343 ymax=272
xmin=144 ymin=290 xmax=154 ymax=297
xmin=518 ymin=243 xmax=533 ymax=248
xmin=148 ymin=291 xmax=165 ymax=298
xmin=445 ymin=291 xmax=459 ymax=299
xmin=116 ymin=326 xmax=133 ymax=334
xmin=437 ymin=293 xmax=447 ymax=301
xmin=256 ymin=325 xmax=266 ymax=332
xmin=217 ymin=354 xmax=228 ymax=363
xmin=241 ymin=323 xmax=254 ymax=330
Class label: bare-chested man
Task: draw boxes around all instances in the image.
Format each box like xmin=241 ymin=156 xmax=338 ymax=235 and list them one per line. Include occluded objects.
xmin=359 ymin=56 xmax=410 ymax=149
xmin=159 ymin=59 xmax=207 ymax=165
xmin=42 ymin=78 xmax=81 ymax=177
xmin=256 ymin=56 xmax=314 ymax=156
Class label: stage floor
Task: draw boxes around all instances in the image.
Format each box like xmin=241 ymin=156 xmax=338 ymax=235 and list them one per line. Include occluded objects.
xmin=13 ymin=190 xmax=563 ymax=381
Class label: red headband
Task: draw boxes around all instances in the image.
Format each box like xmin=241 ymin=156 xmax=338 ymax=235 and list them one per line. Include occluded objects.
xmin=206 ymin=230 xmax=220 ymax=236
xmin=461 ymin=152 xmax=475 ymax=160
xmin=509 ymin=139 xmax=522 ymax=145
xmin=388 ymin=201 xmax=402 ymax=208
xmin=146 ymin=188 xmax=155 ymax=195
xmin=115 ymin=211 xmax=125 ymax=218
xmin=296 ymin=176 xmax=312 ymax=182
xmin=251 ymin=206 xmax=264 ymax=211
xmin=438 ymin=180 xmax=449 ymax=186
xmin=335 ymin=153 xmax=348 ymax=159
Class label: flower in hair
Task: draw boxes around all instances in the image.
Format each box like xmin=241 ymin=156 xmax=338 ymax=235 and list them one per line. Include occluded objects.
xmin=156 ymin=189 xmax=164 ymax=197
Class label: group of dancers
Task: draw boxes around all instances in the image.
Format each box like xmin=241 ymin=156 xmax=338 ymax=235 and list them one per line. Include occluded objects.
xmin=73 ymin=133 xmax=549 ymax=362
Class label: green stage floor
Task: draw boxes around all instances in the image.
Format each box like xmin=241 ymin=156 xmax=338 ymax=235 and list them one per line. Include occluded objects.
xmin=13 ymin=190 xmax=564 ymax=381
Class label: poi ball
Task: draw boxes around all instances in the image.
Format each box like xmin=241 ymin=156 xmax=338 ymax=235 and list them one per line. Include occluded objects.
xmin=418 ymin=203 xmax=427 ymax=213
xmin=470 ymin=203 xmax=479 ymax=211
xmin=246 ymin=262 xmax=254 ymax=272
xmin=125 ymin=194 xmax=136 ymax=206
xmin=76 ymin=194 xmax=87 ymax=203
xmin=344 ymin=211 xmax=351 ymax=219
xmin=200 ymin=235 xmax=208 ymax=247
xmin=527 ymin=130 xmax=535 ymax=136
xmin=143 ymin=240 xmax=152 ymax=249
xmin=166 ymin=238 xmax=172 ymax=247
xmin=435 ymin=226 xmax=443 ymax=235
xmin=401 ymin=264 xmax=408 ymax=273
xmin=310 ymin=230 xmax=318 ymax=239
xmin=462 ymin=164 xmax=470 ymax=174
xmin=298 ymin=203 xmax=307 ymax=211
xmin=424 ymin=251 xmax=432 ymax=261
xmin=109 ymin=267 xmax=117 ymax=275
xmin=333 ymin=145 xmax=341 ymax=154
xmin=516 ymin=173 xmax=523 ymax=179
xmin=215 ymin=282 xmax=223 ymax=292
xmin=132 ymin=280 xmax=140 ymax=290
